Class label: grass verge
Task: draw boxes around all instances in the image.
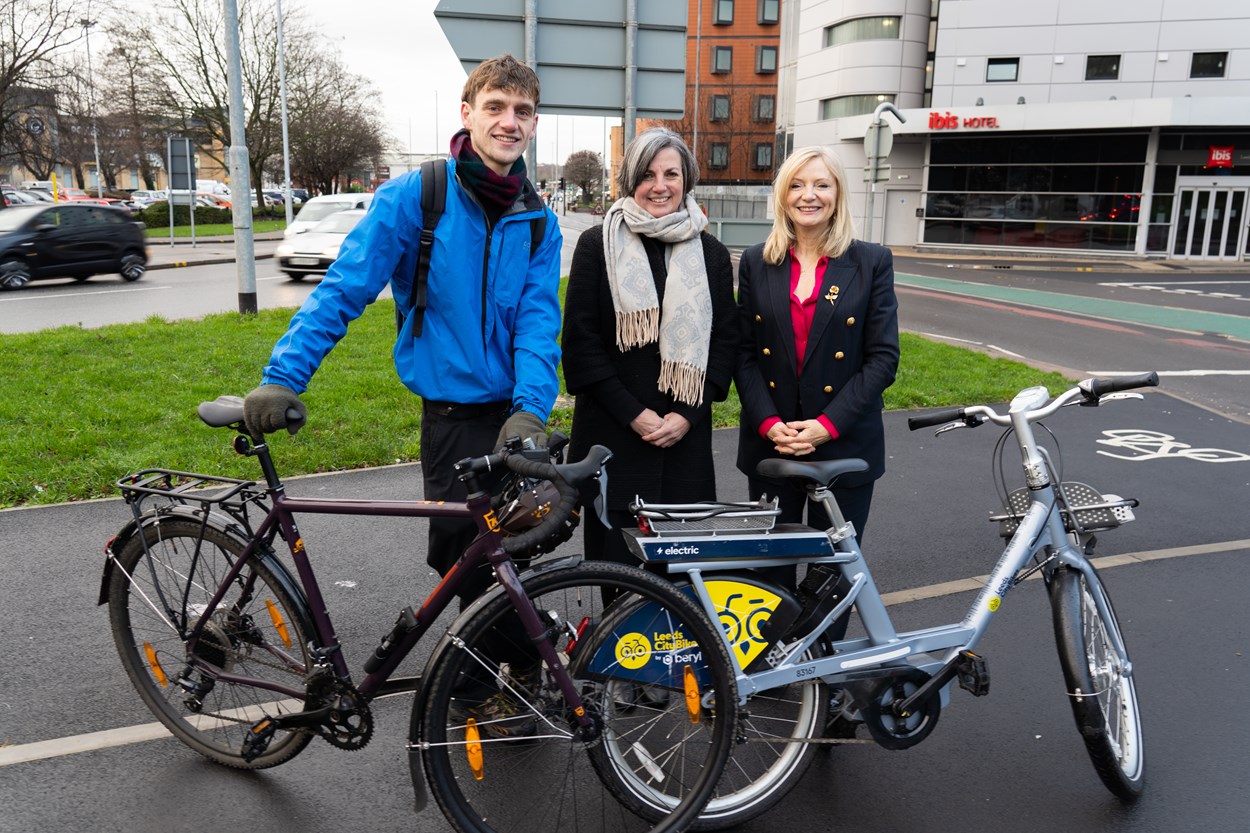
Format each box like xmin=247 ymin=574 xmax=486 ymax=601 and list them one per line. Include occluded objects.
xmin=143 ymin=220 xmax=287 ymax=238
xmin=2 ymin=301 xmax=1070 ymax=508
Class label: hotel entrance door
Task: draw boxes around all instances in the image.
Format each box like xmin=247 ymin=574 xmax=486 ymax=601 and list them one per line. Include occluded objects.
xmin=1170 ymin=185 xmax=1247 ymax=260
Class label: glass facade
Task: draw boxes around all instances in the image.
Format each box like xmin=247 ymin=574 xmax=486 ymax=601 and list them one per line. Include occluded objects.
xmin=820 ymin=93 xmax=895 ymax=120
xmin=923 ymin=132 xmax=1149 ymax=251
xmin=823 ymin=16 xmax=901 ymax=48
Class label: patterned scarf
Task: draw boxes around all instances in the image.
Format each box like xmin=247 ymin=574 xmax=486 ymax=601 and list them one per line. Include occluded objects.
xmin=603 ymin=194 xmax=711 ymax=407
xmin=449 ymin=129 xmax=525 ymax=217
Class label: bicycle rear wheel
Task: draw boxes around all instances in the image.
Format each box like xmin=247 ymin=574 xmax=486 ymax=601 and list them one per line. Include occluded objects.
xmin=1050 ymin=565 xmax=1145 ymax=799
xmin=417 ymin=561 xmax=738 ymax=833
xmin=107 ymin=518 xmax=315 ymax=769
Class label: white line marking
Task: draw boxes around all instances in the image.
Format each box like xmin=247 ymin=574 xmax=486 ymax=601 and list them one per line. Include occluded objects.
xmin=985 ymin=344 xmax=1024 ymax=358
xmin=1100 ymin=280 xmax=1250 ymax=287
xmin=1086 ymin=370 xmax=1250 ymax=377
xmin=0 ymin=286 xmax=170 ymax=302
xmin=6 ymin=537 xmax=1246 ymax=766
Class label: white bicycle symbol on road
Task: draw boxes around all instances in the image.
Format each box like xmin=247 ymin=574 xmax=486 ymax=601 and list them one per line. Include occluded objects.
xmin=1096 ymin=429 xmax=1250 ymax=462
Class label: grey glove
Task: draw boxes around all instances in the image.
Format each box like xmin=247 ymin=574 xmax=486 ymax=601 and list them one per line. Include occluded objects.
xmin=243 ymin=384 xmax=306 ymax=438
xmin=497 ymin=409 xmax=547 ymax=449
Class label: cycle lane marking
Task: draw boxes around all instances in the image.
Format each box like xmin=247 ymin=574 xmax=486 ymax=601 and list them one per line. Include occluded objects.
xmin=895 ymin=272 xmax=1250 ymax=342
xmin=4 ymin=537 xmax=1247 ymax=768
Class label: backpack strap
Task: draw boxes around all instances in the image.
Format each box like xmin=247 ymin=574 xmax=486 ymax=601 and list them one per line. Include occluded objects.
xmin=400 ymin=160 xmax=547 ymax=339
xmin=406 ymin=159 xmax=447 ymax=338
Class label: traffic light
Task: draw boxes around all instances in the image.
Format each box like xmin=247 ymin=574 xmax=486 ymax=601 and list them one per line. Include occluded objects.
xmin=559 ymin=177 xmax=566 ymax=192
xmin=539 ymin=179 xmax=547 ymax=190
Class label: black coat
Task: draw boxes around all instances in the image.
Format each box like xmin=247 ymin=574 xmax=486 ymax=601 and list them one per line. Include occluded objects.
xmin=563 ymin=224 xmax=738 ymax=509
xmin=735 ymin=239 xmax=900 ymax=488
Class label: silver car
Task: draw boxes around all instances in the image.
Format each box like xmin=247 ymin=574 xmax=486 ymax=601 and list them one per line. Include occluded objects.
xmin=273 ymin=209 xmax=365 ymax=281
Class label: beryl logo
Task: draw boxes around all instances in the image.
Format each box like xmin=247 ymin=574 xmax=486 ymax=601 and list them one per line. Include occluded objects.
xmin=1209 ymin=146 xmax=1234 ymax=168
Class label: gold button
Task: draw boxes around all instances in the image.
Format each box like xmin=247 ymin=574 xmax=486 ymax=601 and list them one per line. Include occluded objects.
xmin=835 ymin=351 xmax=845 ymax=360
xmin=762 ymin=347 xmax=771 ymax=356
xmin=846 ymin=317 xmax=856 ymax=326
xmin=823 ymin=385 xmax=833 ymax=393
xmin=755 ymin=314 xmax=762 ymax=322
xmin=768 ymin=381 xmax=776 ymax=389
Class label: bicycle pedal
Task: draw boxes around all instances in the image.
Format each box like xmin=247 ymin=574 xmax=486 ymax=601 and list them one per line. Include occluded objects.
xmin=241 ymin=716 xmax=278 ymax=762
xmin=955 ymin=651 xmax=990 ymax=697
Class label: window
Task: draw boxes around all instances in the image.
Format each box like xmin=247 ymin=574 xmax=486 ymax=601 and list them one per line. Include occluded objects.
xmin=753 ymin=94 xmax=775 ymax=121
xmin=710 ymin=143 xmax=729 ymax=169
xmin=824 ymin=16 xmax=901 ymax=48
xmin=753 ymin=143 xmax=773 ymax=170
xmin=1085 ymin=55 xmax=1120 ymax=80
xmin=710 ymin=95 xmax=730 ymax=121
xmin=712 ymin=46 xmax=732 ymax=74
xmin=819 ymin=93 xmax=895 ymax=120
xmin=713 ymin=0 xmax=734 ymax=25
xmin=986 ymin=57 xmax=1019 ymax=82
xmin=757 ymin=0 xmax=779 ymax=25
xmin=756 ymin=45 xmax=778 ymax=74
xmin=1191 ymin=51 xmax=1227 ymax=78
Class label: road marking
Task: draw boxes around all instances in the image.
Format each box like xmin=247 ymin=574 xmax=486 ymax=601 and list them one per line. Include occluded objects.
xmin=4 ymin=537 xmax=1246 ymax=767
xmin=1098 ymin=280 xmax=1250 ymax=302
xmin=0 ymin=286 xmax=170 ymax=302
xmin=1088 ymin=369 xmax=1250 ymax=377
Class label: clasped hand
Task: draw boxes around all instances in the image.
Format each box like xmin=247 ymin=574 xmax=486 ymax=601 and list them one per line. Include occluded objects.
xmin=767 ymin=419 xmax=831 ymax=456
xmin=630 ymin=408 xmax=692 ymax=449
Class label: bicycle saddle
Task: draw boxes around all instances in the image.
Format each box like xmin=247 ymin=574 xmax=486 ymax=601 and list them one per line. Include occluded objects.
xmin=198 ymin=395 xmax=246 ymax=428
xmin=756 ymin=457 xmax=868 ymax=487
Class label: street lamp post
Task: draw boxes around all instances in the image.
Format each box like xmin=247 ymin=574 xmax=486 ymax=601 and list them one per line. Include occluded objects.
xmin=79 ymin=18 xmax=104 ymax=197
xmin=275 ymin=0 xmax=293 ymax=224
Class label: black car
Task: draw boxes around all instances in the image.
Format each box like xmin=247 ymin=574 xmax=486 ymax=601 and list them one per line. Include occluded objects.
xmin=0 ymin=203 xmax=148 ymax=290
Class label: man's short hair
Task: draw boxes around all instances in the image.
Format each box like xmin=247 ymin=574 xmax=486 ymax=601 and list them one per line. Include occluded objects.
xmin=461 ymin=54 xmax=541 ymax=107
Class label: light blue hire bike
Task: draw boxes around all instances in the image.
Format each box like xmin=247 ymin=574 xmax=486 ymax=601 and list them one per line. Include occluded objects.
xmin=612 ymin=374 xmax=1154 ymax=830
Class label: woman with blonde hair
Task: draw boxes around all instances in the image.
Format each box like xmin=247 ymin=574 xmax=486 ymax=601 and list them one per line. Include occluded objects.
xmin=735 ymin=145 xmax=900 ymax=590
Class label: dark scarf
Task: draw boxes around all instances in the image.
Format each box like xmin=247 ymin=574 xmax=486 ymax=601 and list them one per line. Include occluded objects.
xmin=450 ymin=128 xmax=526 ymax=221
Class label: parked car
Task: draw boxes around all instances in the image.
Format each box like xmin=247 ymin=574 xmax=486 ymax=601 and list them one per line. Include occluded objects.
xmin=19 ymin=189 xmax=54 ymax=203
xmin=283 ymin=192 xmax=373 ymax=238
xmin=290 ymin=188 xmax=309 ymax=202
xmin=273 ymin=208 xmax=365 ymax=280
xmin=0 ymin=203 xmax=148 ymax=290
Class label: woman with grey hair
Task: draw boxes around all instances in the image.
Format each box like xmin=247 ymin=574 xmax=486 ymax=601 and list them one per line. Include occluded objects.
xmin=562 ymin=127 xmax=738 ymax=570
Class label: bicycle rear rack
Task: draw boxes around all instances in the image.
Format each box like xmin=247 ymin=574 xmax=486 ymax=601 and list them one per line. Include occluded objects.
xmin=631 ymin=497 xmax=780 ymax=535
xmin=117 ymin=468 xmax=267 ymax=530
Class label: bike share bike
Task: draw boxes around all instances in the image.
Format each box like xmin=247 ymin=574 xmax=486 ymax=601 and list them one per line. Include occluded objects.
xmin=99 ymin=396 xmax=740 ymax=833
xmin=614 ymin=374 xmax=1155 ymax=829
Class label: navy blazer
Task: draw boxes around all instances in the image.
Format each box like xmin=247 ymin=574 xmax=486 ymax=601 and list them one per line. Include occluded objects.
xmin=734 ymin=239 xmax=900 ymax=488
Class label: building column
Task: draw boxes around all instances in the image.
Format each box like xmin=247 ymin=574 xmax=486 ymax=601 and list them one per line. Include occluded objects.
xmin=1135 ymin=126 xmax=1160 ymax=257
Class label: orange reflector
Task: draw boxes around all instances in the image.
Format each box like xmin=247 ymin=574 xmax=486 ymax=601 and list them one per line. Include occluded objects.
xmin=465 ymin=718 xmax=485 ymax=780
xmin=144 ymin=642 xmax=168 ymax=687
xmin=265 ymin=599 xmax=292 ymax=648
xmin=683 ymin=665 xmax=700 ymax=724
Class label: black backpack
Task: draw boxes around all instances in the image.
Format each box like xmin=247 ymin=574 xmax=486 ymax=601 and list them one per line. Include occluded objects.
xmin=399 ymin=159 xmax=547 ymax=338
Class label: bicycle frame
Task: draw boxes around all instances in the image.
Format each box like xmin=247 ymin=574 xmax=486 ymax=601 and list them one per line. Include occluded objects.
xmin=653 ymin=387 xmax=1130 ymax=705
xmin=142 ymin=441 xmax=595 ymax=726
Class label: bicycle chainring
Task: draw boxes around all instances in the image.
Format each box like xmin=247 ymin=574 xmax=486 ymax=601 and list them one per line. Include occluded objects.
xmin=858 ymin=669 xmax=941 ymax=751
xmin=307 ymin=676 xmax=374 ymax=751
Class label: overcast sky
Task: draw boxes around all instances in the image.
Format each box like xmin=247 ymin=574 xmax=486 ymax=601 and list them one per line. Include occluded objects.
xmin=295 ymin=0 xmax=618 ymax=164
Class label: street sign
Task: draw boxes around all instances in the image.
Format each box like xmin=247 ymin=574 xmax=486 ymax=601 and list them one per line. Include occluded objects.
xmin=167 ymin=138 xmax=196 ymax=191
xmin=863 ymin=164 xmax=892 ymax=182
xmin=434 ymin=0 xmax=687 ymax=118
xmin=864 ymin=123 xmax=893 ymax=160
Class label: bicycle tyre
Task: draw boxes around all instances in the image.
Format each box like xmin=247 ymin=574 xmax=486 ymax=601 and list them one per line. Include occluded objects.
xmin=107 ymin=518 xmax=316 ymax=769
xmin=685 ymin=644 xmax=827 ymax=830
xmin=1050 ymin=565 xmax=1145 ymax=800
xmin=417 ymin=561 xmax=739 ymax=833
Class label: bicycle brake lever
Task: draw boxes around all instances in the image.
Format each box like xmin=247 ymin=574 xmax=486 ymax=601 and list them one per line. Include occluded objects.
xmin=934 ymin=415 xmax=986 ymax=435
xmin=1077 ymin=391 xmax=1145 ymax=407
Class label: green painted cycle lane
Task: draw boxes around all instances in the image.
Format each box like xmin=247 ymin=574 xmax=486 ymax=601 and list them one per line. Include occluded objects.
xmin=895 ymin=272 xmax=1250 ymax=342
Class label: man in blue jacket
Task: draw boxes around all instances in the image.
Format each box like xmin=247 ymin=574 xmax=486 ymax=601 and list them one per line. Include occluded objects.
xmin=242 ymin=54 xmax=561 ymax=629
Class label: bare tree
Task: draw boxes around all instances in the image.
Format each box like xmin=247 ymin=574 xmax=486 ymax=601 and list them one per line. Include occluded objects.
xmin=564 ymin=149 xmax=602 ymax=203
xmin=0 ymin=0 xmax=87 ymax=170
xmin=281 ymin=50 xmax=388 ymax=195
xmin=98 ymin=38 xmax=169 ymax=189
xmin=128 ymin=0 xmax=308 ymax=207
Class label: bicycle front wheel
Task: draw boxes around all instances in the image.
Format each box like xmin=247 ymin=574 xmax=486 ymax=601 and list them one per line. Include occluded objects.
xmin=417 ymin=561 xmax=739 ymax=833
xmin=1050 ymin=565 xmax=1145 ymax=799
xmin=107 ymin=518 xmax=316 ymax=769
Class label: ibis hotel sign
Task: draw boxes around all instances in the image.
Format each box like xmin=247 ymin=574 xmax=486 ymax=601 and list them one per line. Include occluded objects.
xmin=928 ymin=111 xmax=1001 ymax=130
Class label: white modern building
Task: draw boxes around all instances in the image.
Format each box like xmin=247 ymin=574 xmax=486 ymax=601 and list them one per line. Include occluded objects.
xmin=779 ymin=0 xmax=1250 ymax=261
